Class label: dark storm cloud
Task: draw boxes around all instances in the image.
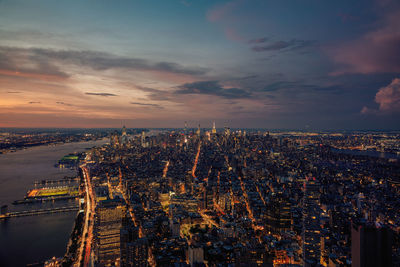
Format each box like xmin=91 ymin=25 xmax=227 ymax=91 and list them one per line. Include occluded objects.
xmin=252 ymin=39 xmax=316 ymax=52
xmin=175 ymin=81 xmax=251 ymax=99
xmin=85 ymin=92 xmax=118 ymax=97
xmin=0 ymin=46 xmax=209 ymax=78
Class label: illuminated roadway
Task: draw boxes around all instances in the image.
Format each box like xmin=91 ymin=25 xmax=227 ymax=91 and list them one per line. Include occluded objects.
xmin=76 ymin=163 xmax=95 ymax=267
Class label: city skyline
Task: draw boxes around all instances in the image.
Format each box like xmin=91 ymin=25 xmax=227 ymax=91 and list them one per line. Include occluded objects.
xmin=1 ymin=0 xmax=400 ymax=129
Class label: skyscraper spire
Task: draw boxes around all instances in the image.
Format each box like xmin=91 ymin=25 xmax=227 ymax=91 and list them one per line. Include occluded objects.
xmin=212 ymin=121 xmax=216 ymax=134
xmin=196 ymin=123 xmax=201 ymax=135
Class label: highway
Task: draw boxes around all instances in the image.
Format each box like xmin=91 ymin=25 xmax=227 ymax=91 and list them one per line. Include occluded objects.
xmin=76 ymin=163 xmax=95 ymax=267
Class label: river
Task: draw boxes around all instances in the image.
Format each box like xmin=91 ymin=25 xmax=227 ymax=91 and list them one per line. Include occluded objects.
xmin=0 ymin=139 xmax=108 ymax=267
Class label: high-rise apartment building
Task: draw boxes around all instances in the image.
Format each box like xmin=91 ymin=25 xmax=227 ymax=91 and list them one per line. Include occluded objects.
xmin=94 ymin=198 xmax=127 ymax=266
xmin=302 ymin=176 xmax=321 ymax=266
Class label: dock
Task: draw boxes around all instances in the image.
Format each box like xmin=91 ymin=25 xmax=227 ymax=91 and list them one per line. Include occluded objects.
xmin=13 ymin=195 xmax=77 ymax=205
xmin=34 ymin=177 xmax=78 ymax=188
xmin=0 ymin=206 xmax=79 ymax=219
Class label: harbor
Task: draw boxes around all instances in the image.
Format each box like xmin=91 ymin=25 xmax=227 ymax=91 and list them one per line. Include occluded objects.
xmin=0 ymin=138 xmax=107 ymax=267
xmin=11 ymin=177 xmax=79 ymax=205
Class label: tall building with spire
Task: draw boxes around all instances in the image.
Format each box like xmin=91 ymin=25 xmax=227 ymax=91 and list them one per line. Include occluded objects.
xmin=121 ymin=125 xmax=128 ymax=146
xmin=184 ymin=121 xmax=188 ymax=135
xmin=196 ymin=124 xmax=201 ymax=135
xmin=212 ymin=121 xmax=216 ymax=134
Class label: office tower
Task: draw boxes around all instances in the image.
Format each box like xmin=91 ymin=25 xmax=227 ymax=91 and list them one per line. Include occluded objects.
xmin=121 ymin=125 xmax=128 ymax=146
xmin=125 ymin=238 xmax=149 ymax=266
xmin=196 ymin=124 xmax=201 ymax=135
xmin=141 ymin=131 xmax=146 ymax=148
xmin=94 ymin=198 xmax=127 ymax=266
xmin=266 ymin=192 xmax=291 ymax=233
xmin=188 ymin=245 xmax=204 ymax=266
xmin=110 ymin=131 xmax=120 ymax=148
xmin=302 ymin=176 xmax=321 ymax=266
xmin=224 ymin=126 xmax=230 ymax=136
xmin=351 ymin=221 xmax=393 ymax=267
xmin=212 ymin=121 xmax=216 ymax=134
xmin=184 ymin=121 xmax=188 ymax=135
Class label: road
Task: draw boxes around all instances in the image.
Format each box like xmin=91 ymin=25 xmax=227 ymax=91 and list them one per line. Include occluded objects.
xmin=75 ymin=164 xmax=95 ymax=267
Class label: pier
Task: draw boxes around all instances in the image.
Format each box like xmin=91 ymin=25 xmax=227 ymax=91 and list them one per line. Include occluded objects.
xmin=34 ymin=177 xmax=78 ymax=188
xmin=0 ymin=206 xmax=79 ymax=219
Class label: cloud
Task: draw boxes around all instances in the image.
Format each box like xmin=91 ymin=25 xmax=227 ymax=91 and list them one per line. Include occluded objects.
xmin=0 ymin=46 xmax=208 ymax=79
xmin=85 ymin=92 xmax=118 ymax=97
xmin=206 ymin=0 xmax=241 ymax=22
xmin=175 ymin=80 xmax=250 ymax=99
xmin=56 ymin=101 xmax=73 ymax=106
xmin=135 ymin=86 xmax=172 ymax=101
xmin=252 ymin=39 xmax=317 ymax=52
xmin=329 ymin=10 xmax=400 ymax=75
xmin=259 ymin=81 xmax=339 ymax=94
xmin=28 ymin=101 xmax=41 ymax=104
xmin=7 ymin=91 xmax=21 ymax=94
xmin=248 ymin=37 xmax=269 ymax=44
xmin=0 ymin=46 xmax=69 ymax=80
xmin=361 ymin=78 xmax=400 ymax=114
xmin=375 ymin=78 xmax=400 ymax=112
xmin=28 ymin=47 xmax=208 ymax=75
xmin=360 ymin=106 xmax=376 ymax=114
xmin=130 ymin=102 xmax=163 ymax=108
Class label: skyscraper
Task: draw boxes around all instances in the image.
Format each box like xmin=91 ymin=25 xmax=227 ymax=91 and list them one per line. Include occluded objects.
xmin=121 ymin=125 xmax=129 ymax=146
xmin=196 ymin=124 xmax=201 ymax=135
xmin=266 ymin=192 xmax=291 ymax=233
xmin=302 ymin=176 xmax=321 ymax=266
xmin=94 ymin=198 xmax=127 ymax=266
xmin=351 ymin=221 xmax=393 ymax=267
xmin=212 ymin=121 xmax=216 ymax=134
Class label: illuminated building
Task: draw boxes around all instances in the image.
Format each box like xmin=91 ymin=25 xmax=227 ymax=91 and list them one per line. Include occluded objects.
xmin=94 ymin=198 xmax=127 ymax=266
xmin=196 ymin=124 xmax=201 ymax=135
xmin=110 ymin=131 xmax=120 ymax=148
xmin=121 ymin=125 xmax=129 ymax=146
xmin=266 ymin=192 xmax=291 ymax=233
xmin=302 ymin=176 xmax=321 ymax=266
xmin=212 ymin=121 xmax=217 ymax=134
xmin=141 ymin=131 xmax=146 ymax=148
xmin=224 ymin=126 xmax=230 ymax=136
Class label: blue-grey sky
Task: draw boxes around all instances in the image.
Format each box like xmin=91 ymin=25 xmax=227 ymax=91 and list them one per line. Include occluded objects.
xmin=0 ymin=0 xmax=399 ymax=129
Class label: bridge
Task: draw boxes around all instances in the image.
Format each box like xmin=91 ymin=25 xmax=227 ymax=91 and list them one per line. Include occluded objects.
xmin=0 ymin=206 xmax=79 ymax=219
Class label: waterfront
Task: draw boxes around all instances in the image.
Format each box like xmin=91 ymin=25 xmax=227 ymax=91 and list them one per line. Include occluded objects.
xmin=0 ymin=139 xmax=107 ymax=267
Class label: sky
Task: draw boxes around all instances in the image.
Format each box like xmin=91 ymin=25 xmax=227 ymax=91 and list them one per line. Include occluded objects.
xmin=0 ymin=0 xmax=399 ymax=130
